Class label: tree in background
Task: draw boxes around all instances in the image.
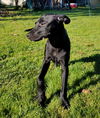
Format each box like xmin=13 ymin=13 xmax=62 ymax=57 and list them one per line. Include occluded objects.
xmin=26 ymin=0 xmax=72 ymax=10
xmin=67 ymin=0 xmax=71 ymax=9
xmin=15 ymin=0 xmax=19 ymax=10
xmin=26 ymin=0 xmax=45 ymax=10
xmin=33 ymin=0 xmax=44 ymax=10
xmin=26 ymin=0 xmax=33 ymax=9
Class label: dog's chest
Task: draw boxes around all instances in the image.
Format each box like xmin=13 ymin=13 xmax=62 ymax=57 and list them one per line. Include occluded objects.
xmin=51 ymin=49 xmax=66 ymax=65
xmin=45 ymin=41 xmax=68 ymax=65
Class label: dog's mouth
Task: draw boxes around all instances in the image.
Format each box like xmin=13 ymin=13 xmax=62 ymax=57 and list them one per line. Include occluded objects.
xmin=27 ymin=27 xmax=49 ymax=41
xmin=27 ymin=33 xmax=43 ymax=41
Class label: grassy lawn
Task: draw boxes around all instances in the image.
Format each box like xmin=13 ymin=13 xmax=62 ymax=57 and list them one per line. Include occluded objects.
xmin=0 ymin=7 xmax=100 ymax=118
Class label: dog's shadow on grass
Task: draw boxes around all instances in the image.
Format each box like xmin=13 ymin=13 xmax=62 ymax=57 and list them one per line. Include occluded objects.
xmin=68 ymin=54 xmax=100 ymax=100
xmin=46 ymin=54 xmax=100 ymax=105
xmin=46 ymin=90 xmax=61 ymax=105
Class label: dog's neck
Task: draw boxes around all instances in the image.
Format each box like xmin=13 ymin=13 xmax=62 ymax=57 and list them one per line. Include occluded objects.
xmin=48 ymin=28 xmax=69 ymax=48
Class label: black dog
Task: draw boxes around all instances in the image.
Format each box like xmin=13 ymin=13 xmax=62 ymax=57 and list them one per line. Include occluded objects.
xmin=26 ymin=14 xmax=71 ymax=109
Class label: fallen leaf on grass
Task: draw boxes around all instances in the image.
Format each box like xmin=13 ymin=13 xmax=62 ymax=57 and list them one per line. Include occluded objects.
xmin=82 ymin=89 xmax=92 ymax=94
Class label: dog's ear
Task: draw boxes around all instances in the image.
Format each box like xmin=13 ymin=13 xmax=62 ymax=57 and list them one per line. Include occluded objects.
xmin=57 ymin=15 xmax=70 ymax=24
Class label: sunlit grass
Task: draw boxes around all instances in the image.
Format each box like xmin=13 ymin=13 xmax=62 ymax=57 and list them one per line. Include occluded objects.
xmin=0 ymin=7 xmax=100 ymax=118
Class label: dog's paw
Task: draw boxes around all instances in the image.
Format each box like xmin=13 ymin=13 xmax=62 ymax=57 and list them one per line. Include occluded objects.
xmin=39 ymin=100 xmax=46 ymax=108
xmin=61 ymin=98 xmax=70 ymax=109
xmin=62 ymin=100 xmax=70 ymax=109
xmin=38 ymin=93 xmax=46 ymax=107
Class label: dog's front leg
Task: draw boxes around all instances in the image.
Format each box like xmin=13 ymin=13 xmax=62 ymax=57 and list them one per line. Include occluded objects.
xmin=60 ymin=62 xmax=70 ymax=109
xmin=38 ymin=60 xmax=50 ymax=107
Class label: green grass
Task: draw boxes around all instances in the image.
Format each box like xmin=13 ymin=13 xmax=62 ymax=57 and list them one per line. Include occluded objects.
xmin=0 ymin=7 xmax=100 ymax=118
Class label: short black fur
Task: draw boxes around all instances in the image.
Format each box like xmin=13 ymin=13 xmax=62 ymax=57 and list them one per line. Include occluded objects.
xmin=26 ymin=14 xmax=71 ymax=109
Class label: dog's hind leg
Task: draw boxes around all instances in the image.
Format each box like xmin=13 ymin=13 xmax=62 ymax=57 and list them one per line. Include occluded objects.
xmin=37 ymin=60 xmax=50 ymax=107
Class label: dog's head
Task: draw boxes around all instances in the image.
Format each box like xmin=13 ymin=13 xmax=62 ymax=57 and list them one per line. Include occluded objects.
xmin=26 ymin=15 xmax=70 ymax=41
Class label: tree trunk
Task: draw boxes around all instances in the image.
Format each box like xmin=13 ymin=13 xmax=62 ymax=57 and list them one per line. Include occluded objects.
xmin=15 ymin=0 xmax=19 ymax=10
xmin=32 ymin=0 xmax=44 ymax=10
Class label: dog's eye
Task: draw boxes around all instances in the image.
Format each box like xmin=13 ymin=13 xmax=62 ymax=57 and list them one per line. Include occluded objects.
xmin=39 ymin=21 xmax=47 ymax=26
xmin=38 ymin=23 xmax=45 ymax=27
xmin=41 ymin=22 xmax=45 ymax=25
